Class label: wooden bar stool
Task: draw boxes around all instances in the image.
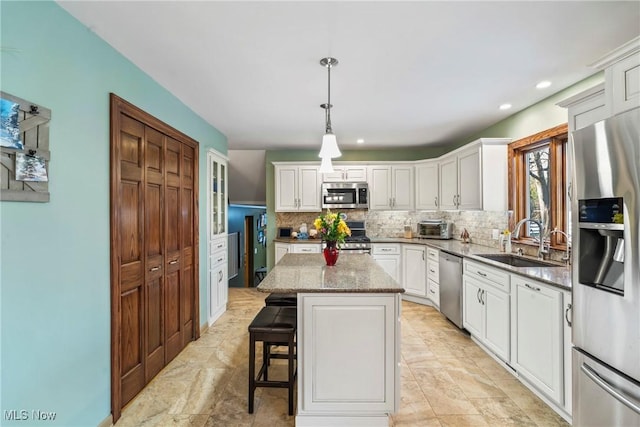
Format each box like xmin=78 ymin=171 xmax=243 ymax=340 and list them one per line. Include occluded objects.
xmin=264 ymin=293 xmax=297 ymax=307
xmin=248 ymin=306 xmax=297 ymax=415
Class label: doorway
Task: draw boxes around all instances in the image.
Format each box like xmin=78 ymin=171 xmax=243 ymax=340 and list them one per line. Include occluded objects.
xmin=243 ymin=216 xmax=255 ymax=287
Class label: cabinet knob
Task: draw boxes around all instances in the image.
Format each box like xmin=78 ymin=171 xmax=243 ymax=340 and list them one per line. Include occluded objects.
xmin=169 ymin=260 xmax=178 ymax=265
xmin=150 ymin=266 xmax=160 ymax=272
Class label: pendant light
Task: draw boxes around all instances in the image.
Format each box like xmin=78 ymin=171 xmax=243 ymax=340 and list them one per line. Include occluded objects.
xmin=318 ymin=57 xmax=342 ymax=160
xmin=319 ymin=155 xmax=334 ymax=174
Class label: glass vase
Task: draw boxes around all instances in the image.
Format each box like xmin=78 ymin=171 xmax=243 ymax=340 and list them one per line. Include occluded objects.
xmin=323 ymin=241 xmax=339 ymax=266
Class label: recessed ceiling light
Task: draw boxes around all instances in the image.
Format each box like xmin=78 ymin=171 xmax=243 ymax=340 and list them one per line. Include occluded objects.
xmin=356 ymin=139 xmax=364 ymax=144
xmin=536 ymin=80 xmax=552 ymax=89
xmin=499 ymin=103 xmax=512 ymax=110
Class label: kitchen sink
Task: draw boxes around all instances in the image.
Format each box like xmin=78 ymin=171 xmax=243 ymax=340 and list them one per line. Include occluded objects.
xmin=476 ymin=254 xmax=562 ymax=268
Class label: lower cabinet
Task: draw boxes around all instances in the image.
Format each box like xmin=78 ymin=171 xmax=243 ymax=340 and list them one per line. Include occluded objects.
xmin=291 ymin=243 xmax=322 ymax=254
xmin=401 ymin=245 xmax=426 ymax=297
xmin=426 ymin=247 xmax=440 ymax=308
xmin=275 ymin=242 xmax=290 ymax=264
xmin=511 ymin=275 xmax=564 ymax=405
xmin=208 ymin=236 xmax=228 ymax=325
xmin=372 ymin=243 xmax=401 ymax=284
xmin=462 ymin=261 xmax=510 ymax=363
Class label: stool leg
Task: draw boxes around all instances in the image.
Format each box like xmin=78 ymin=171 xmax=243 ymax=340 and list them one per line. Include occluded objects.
xmin=248 ymin=333 xmax=256 ymax=414
xmin=263 ymin=342 xmax=269 ymax=381
xmin=288 ymin=334 xmax=295 ymax=416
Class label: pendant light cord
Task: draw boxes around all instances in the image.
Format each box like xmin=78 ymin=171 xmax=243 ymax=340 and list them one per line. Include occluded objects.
xmin=326 ymin=63 xmax=332 ymax=134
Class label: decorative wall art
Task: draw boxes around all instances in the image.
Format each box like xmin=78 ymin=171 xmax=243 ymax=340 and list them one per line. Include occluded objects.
xmin=0 ymin=91 xmax=51 ymax=202
xmin=0 ymin=98 xmax=23 ymax=149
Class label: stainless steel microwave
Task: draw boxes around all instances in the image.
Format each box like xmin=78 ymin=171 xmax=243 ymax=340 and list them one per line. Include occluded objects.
xmin=321 ymin=182 xmax=368 ymax=209
xmin=417 ymin=220 xmax=453 ymax=239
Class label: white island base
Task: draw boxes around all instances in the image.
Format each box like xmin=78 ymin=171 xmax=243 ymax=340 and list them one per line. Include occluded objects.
xmin=295 ymin=292 xmax=401 ymax=427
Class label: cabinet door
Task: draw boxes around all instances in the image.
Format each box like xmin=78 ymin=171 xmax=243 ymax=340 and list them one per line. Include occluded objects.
xmin=369 ymin=166 xmax=392 ymax=210
xmin=439 ymin=155 xmax=458 ymax=210
xmin=463 ymin=277 xmax=483 ymax=338
xmin=344 ymin=166 xmax=367 ymax=182
xmin=275 ymin=243 xmax=290 ymax=264
xmin=402 ymin=245 xmax=426 ymax=297
xmin=512 ymin=276 xmax=563 ymax=404
xmin=209 ymin=263 xmax=227 ymax=323
xmin=275 ymin=166 xmax=298 ymax=211
xmin=298 ymin=166 xmax=321 ymax=211
xmin=457 ymin=147 xmax=481 ymax=210
xmin=483 ymin=285 xmax=510 ymax=362
xmin=321 ymin=167 xmax=346 ymax=182
xmin=415 ymin=161 xmax=439 ymax=210
xmin=609 ymin=51 xmax=640 ymax=115
xmin=373 ymin=255 xmax=401 ymax=284
xmin=391 ymin=166 xmax=414 ymax=210
xmin=427 ymin=279 xmax=440 ymax=308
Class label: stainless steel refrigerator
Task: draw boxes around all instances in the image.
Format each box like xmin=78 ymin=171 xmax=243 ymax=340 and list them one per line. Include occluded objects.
xmin=571 ymin=107 xmax=640 ymax=426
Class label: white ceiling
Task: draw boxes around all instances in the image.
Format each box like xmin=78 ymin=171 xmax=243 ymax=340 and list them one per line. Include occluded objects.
xmin=58 ymin=1 xmax=640 ymax=151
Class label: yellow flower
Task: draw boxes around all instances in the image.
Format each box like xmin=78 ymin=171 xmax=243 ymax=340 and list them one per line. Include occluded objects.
xmin=314 ymin=209 xmax=351 ymax=244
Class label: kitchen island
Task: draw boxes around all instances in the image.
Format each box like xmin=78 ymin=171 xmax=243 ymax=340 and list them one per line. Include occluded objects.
xmin=257 ymin=253 xmax=404 ymax=426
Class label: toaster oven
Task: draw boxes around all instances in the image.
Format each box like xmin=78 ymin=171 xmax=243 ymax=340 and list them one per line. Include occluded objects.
xmin=417 ymin=220 xmax=453 ymax=239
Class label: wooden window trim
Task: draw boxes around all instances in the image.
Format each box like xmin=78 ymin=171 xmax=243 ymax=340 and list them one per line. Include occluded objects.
xmin=508 ymin=123 xmax=568 ymax=249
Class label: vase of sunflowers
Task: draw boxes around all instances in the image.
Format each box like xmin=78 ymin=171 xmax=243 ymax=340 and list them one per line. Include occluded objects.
xmin=313 ymin=210 xmax=351 ymax=266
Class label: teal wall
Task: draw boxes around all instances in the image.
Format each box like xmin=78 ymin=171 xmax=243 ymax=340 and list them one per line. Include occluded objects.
xmin=0 ymin=2 xmax=226 ymax=426
xmin=228 ymin=206 xmax=267 ymax=287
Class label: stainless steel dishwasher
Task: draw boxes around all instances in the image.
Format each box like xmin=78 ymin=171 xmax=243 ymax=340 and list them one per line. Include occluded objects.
xmin=439 ymin=251 xmax=464 ymax=329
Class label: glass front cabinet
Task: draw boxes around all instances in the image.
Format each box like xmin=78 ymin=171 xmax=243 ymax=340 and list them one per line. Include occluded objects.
xmin=207 ymin=149 xmax=228 ymax=325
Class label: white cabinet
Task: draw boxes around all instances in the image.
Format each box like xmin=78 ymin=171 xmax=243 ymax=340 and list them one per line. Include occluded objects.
xmin=368 ymin=165 xmax=414 ymax=210
xmin=321 ymin=164 xmax=367 ymax=182
xmin=593 ymin=38 xmax=640 ymax=115
xmin=415 ymin=160 xmax=439 ymax=210
xmin=291 ymin=243 xmax=322 ymax=254
xmin=274 ymin=242 xmax=290 ymax=264
xmin=274 ymin=163 xmax=321 ymax=212
xmin=298 ymin=293 xmax=401 ymax=421
xmin=439 ymin=139 xmax=510 ymax=211
xmin=463 ymin=259 xmax=510 ymax=362
xmin=426 ymin=247 xmax=440 ymax=307
xmin=562 ymin=291 xmax=572 ymax=415
xmin=207 ymin=150 xmax=228 ymax=325
xmin=511 ymin=275 xmax=563 ymax=405
xmin=401 ymin=244 xmax=426 ymax=297
xmin=372 ymin=243 xmax=401 ymax=284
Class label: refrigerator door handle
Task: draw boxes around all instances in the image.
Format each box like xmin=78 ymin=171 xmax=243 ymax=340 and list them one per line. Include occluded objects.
xmin=581 ymin=363 xmax=640 ymax=415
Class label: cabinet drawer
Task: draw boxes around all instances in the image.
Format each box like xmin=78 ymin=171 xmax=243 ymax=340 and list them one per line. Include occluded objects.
xmin=427 ymin=260 xmax=439 ymax=282
xmin=427 ymin=280 xmax=440 ymax=307
xmin=464 ymin=259 xmax=510 ymax=293
xmin=292 ymin=244 xmax=321 ymax=254
xmin=210 ymin=250 xmax=227 ymax=268
xmin=426 ymin=247 xmax=439 ymax=262
xmin=373 ymin=243 xmax=401 ymax=255
xmin=210 ymin=238 xmax=227 ymax=253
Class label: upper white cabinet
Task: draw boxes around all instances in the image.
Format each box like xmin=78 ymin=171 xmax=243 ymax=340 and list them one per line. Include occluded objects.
xmin=593 ymin=36 xmax=640 ymax=115
xmin=274 ymin=163 xmax=321 ymax=212
xmin=439 ymin=138 xmax=510 ymax=211
xmin=368 ymin=164 xmax=414 ymax=210
xmin=415 ymin=160 xmax=439 ymax=210
xmin=321 ymin=164 xmax=368 ymax=182
xmin=208 ymin=150 xmax=228 ymax=238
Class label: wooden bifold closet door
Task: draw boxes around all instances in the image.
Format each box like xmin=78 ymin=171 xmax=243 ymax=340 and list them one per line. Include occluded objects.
xmin=110 ymin=94 xmax=199 ymax=422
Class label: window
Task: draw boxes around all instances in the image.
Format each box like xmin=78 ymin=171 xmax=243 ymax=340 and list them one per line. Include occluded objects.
xmin=508 ymin=124 xmax=569 ymax=248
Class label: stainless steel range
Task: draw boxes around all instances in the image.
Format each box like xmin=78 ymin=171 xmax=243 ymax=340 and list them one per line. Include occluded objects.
xmin=339 ymin=221 xmax=372 ymax=254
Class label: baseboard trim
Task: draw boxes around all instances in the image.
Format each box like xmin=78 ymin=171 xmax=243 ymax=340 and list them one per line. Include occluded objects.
xmin=200 ymin=321 xmax=209 ymax=335
xmin=97 ymin=413 xmax=113 ymax=427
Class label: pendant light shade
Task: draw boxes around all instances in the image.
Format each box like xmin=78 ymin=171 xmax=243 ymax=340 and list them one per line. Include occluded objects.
xmin=318 ymin=57 xmax=341 ymax=159
xmin=319 ymin=133 xmax=341 ymax=158
xmin=319 ymin=155 xmax=334 ymax=173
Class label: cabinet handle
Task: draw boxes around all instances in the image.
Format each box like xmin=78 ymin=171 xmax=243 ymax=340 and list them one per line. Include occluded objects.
xmin=217 ymin=243 xmax=224 ymax=249
xmin=150 ymin=266 xmax=160 ymax=272
xmin=477 ymin=288 xmax=482 ymax=303
xmin=169 ymin=260 xmax=178 ymax=265
xmin=565 ymin=303 xmax=572 ymax=327
xmin=381 ymin=248 xmax=391 ymax=252
xmin=218 ymin=270 xmax=223 ymax=281
xmin=477 ymin=271 xmax=487 ymax=277
xmin=217 ymin=257 xmax=224 ymax=263
xmin=422 ymin=251 xmax=425 ymax=261
xmin=434 ymin=196 xmax=438 ymax=207
xmin=525 ymin=283 xmax=541 ymax=292
xmin=568 ymin=182 xmax=573 ymax=202
xmin=481 ymin=289 xmax=485 ymax=305
xmin=453 ymin=195 xmax=457 ymax=206
xmin=430 ymin=268 xmax=436 ymax=273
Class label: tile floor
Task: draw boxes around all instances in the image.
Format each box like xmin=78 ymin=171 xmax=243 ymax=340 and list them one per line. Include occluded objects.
xmin=113 ymin=288 xmax=569 ymax=426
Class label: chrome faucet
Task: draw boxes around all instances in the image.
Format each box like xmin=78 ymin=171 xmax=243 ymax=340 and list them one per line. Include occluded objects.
xmin=551 ymin=228 xmax=572 ymax=265
xmin=512 ymin=218 xmax=548 ymax=260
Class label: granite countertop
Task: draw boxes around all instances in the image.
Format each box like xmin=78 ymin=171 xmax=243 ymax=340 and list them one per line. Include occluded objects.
xmin=257 ymin=253 xmax=405 ymax=294
xmin=370 ymin=237 xmax=572 ymax=291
